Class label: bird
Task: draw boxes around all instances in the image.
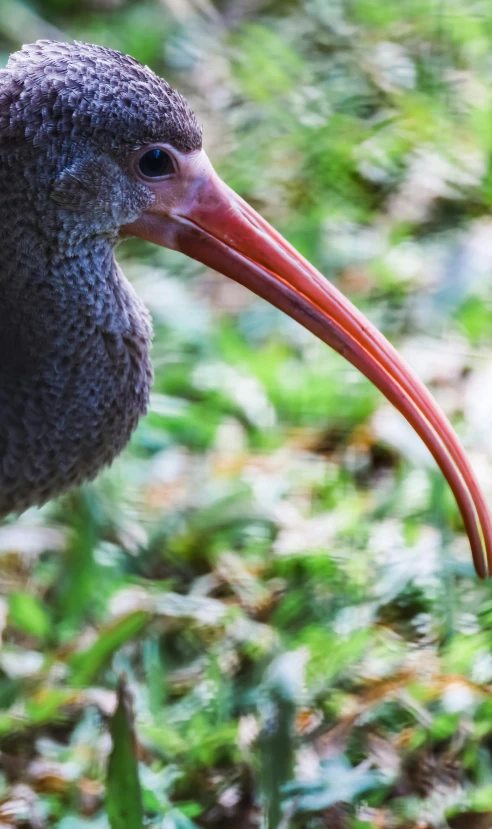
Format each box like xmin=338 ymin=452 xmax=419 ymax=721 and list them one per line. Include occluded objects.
xmin=0 ymin=39 xmax=491 ymax=577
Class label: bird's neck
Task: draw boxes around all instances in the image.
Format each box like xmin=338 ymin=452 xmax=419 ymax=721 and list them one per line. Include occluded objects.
xmin=0 ymin=222 xmax=153 ymax=516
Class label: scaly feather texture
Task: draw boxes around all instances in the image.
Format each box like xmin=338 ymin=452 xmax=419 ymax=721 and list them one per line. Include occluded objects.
xmin=0 ymin=40 xmax=202 ymax=515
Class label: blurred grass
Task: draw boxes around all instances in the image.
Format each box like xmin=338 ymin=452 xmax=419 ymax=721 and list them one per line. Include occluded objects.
xmin=3 ymin=0 xmax=492 ymax=827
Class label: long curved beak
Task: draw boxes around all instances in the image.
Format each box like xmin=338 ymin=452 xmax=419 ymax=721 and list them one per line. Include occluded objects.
xmin=123 ymin=151 xmax=492 ymax=578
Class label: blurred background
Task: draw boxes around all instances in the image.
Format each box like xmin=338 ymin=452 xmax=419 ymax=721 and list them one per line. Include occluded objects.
xmin=3 ymin=1 xmax=492 ymax=827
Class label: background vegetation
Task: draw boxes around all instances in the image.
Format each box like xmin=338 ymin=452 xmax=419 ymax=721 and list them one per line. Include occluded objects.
xmin=3 ymin=0 xmax=492 ymax=826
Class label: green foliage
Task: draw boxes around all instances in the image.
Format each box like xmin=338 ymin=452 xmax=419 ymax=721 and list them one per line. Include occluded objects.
xmin=106 ymin=678 xmax=144 ymax=829
xmin=3 ymin=1 xmax=492 ymax=827
xmin=8 ymin=591 xmax=51 ymax=640
xmin=69 ymin=612 xmax=150 ymax=688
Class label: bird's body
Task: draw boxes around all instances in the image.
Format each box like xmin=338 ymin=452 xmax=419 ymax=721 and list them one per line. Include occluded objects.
xmin=0 ymin=39 xmax=491 ymax=577
xmin=0 ymin=41 xmax=199 ymax=513
xmin=0 ymin=236 xmax=152 ymax=514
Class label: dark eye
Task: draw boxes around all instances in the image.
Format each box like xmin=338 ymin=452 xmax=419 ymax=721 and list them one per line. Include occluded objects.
xmin=138 ymin=148 xmax=173 ymax=178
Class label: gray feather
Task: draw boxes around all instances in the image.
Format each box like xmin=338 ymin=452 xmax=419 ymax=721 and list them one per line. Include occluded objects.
xmin=0 ymin=40 xmax=201 ymax=515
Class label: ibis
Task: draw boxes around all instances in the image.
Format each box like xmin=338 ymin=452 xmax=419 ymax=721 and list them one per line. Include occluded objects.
xmin=0 ymin=40 xmax=490 ymax=577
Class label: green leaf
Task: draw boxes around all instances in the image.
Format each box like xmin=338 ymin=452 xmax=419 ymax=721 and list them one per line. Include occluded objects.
xmin=259 ymin=652 xmax=305 ymax=829
xmin=69 ymin=611 xmax=149 ymax=687
xmin=8 ymin=592 xmax=51 ymax=640
xmin=54 ymin=489 xmax=102 ymax=631
xmin=106 ymin=676 xmax=144 ymax=829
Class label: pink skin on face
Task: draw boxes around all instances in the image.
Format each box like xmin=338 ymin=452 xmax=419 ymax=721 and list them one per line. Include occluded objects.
xmin=122 ymin=145 xmax=492 ymax=579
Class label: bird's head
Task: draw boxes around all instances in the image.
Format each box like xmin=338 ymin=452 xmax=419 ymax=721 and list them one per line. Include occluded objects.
xmin=1 ymin=40 xmax=491 ymax=576
xmin=1 ymin=40 xmax=202 ymax=240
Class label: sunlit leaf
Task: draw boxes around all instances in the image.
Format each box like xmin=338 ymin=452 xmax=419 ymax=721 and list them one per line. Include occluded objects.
xmin=8 ymin=592 xmax=51 ymax=640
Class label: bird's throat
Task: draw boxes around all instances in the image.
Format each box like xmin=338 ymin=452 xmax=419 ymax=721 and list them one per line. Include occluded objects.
xmin=0 ymin=237 xmax=153 ymax=517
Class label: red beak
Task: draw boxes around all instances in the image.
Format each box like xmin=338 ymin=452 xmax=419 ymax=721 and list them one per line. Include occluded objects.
xmin=123 ymin=150 xmax=492 ymax=578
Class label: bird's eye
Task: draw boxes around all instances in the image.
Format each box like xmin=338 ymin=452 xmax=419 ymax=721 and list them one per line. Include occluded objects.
xmin=138 ymin=149 xmax=174 ymax=178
